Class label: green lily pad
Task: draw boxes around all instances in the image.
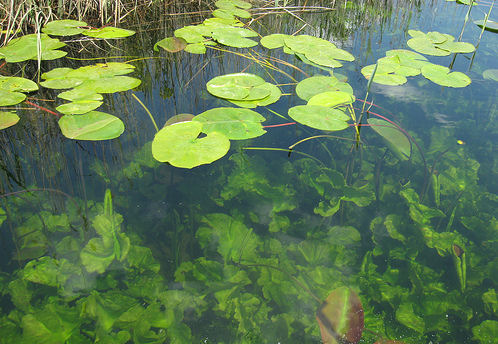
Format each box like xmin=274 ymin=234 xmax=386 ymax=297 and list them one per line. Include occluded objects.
xmin=260 ymin=34 xmax=287 ymax=49
xmin=216 ymin=0 xmax=252 ymax=9
xmin=288 ymin=105 xmax=350 ymax=131
xmin=82 ymin=26 xmax=135 ymax=39
xmin=211 ymin=27 xmax=258 ymax=48
xmin=151 ymin=121 xmax=230 ymax=168
xmin=66 ymin=62 xmax=136 ymax=79
xmin=483 ymin=69 xmax=498 ymax=81
xmin=213 ymin=8 xmax=251 ymax=19
xmin=185 ymin=43 xmax=207 ymax=54
xmin=165 ymin=113 xmax=195 ymax=126
xmin=154 ymin=37 xmax=187 ymax=52
xmin=308 ymin=91 xmax=355 ymax=107
xmin=174 ymin=26 xmax=209 ymax=44
xmin=296 ymin=75 xmax=353 ymax=101
xmin=57 ymin=88 xmax=102 ymax=102
xmin=42 ymin=20 xmax=87 ymax=36
xmin=421 ymin=64 xmax=471 ymax=87
xmin=0 ymin=75 xmax=38 ymax=106
xmin=305 ymin=46 xmax=354 ymax=68
xmin=474 ymin=19 xmax=498 ymax=33
xmin=437 ymin=40 xmax=475 ymax=53
xmin=72 ymin=76 xmax=141 ymax=94
xmin=361 ymin=63 xmax=408 ymax=86
xmin=193 ymin=107 xmax=266 ymax=139
xmin=407 ymin=37 xmax=450 ymax=56
xmin=58 ymin=111 xmax=125 ymax=140
xmin=56 ymin=101 xmax=103 ymax=115
xmin=0 ymin=34 xmax=66 ymax=62
xmin=229 ymin=82 xmax=281 ymax=108
xmin=206 ymin=73 xmax=266 ymax=100
xmin=0 ymin=111 xmax=20 ymax=130
xmin=0 ymin=89 xmax=26 ymax=106
xmin=284 ymin=35 xmax=332 ymax=54
xmin=368 ymin=118 xmax=411 ymax=159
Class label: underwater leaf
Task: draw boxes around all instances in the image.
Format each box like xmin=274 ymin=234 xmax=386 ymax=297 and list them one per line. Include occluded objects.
xmin=42 ymin=19 xmax=87 ymax=36
xmin=154 ymin=36 xmax=187 ymax=52
xmin=127 ymin=245 xmax=161 ymax=273
xmin=22 ymin=256 xmax=59 ymax=287
xmin=368 ymin=118 xmax=411 ymax=160
xmin=316 ymin=287 xmax=364 ymax=344
xmin=58 ymin=111 xmax=125 ymax=140
xmin=193 ymin=107 xmax=266 ymax=139
xmin=0 ymin=111 xmax=19 ymax=129
xmin=206 ymin=73 xmax=266 ymax=100
xmin=80 ymin=237 xmax=115 ymax=273
xmin=151 ymin=121 xmax=230 ymax=168
xmin=288 ymin=105 xmax=349 ymax=131
xmin=421 ymin=64 xmax=471 ymax=87
xmin=83 ymin=291 xmax=138 ymax=331
xmin=474 ymin=19 xmax=498 ymax=33
xmin=0 ymin=207 xmax=6 ymax=225
xmin=0 ymin=33 xmax=66 ymax=62
xmin=296 ymin=75 xmax=353 ymax=101
xmin=82 ymin=26 xmax=135 ymax=38
xmin=211 ymin=27 xmax=258 ymax=48
xmin=260 ymin=34 xmax=287 ymax=49
xmin=482 ymin=289 xmax=498 ymax=316
xmin=483 ymin=69 xmax=498 ymax=81
xmin=308 ymin=91 xmax=355 ymax=107
xmin=395 ymin=302 xmax=425 ymax=333
xmin=472 ymin=320 xmax=498 ymax=343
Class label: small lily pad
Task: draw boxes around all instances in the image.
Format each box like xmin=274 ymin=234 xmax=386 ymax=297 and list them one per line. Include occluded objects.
xmin=154 ymin=37 xmax=187 ymax=52
xmin=308 ymin=91 xmax=355 ymax=108
xmin=288 ymin=105 xmax=350 ymax=131
xmin=185 ymin=43 xmax=207 ymax=54
xmin=0 ymin=111 xmax=20 ymax=130
xmin=421 ymin=64 xmax=471 ymax=87
xmin=58 ymin=111 xmax=125 ymax=140
xmin=151 ymin=121 xmax=230 ymax=168
xmin=42 ymin=20 xmax=87 ymax=36
xmin=56 ymin=101 xmax=103 ymax=115
xmin=260 ymin=34 xmax=287 ymax=49
xmin=296 ymin=75 xmax=353 ymax=101
xmin=193 ymin=107 xmax=266 ymax=139
xmin=211 ymin=27 xmax=258 ymax=48
xmin=174 ymin=26 xmax=209 ymax=44
xmin=82 ymin=26 xmax=135 ymax=39
xmin=206 ymin=73 xmax=266 ymax=100
xmin=474 ymin=19 xmax=498 ymax=33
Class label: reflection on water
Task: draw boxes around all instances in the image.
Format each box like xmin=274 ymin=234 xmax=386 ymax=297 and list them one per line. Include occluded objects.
xmin=0 ymin=0 xmax=497 ymax=343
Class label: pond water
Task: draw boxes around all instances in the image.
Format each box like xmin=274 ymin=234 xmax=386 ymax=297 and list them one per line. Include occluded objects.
xmin=0 ymin=0 xmax=497 ymax=343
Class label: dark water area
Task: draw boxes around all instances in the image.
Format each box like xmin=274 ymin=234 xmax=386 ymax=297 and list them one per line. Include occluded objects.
xmin=0 ymin=0 xmax=497 ymax=343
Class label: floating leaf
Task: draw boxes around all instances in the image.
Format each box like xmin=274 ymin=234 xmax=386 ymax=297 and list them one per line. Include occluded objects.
xmin=165 ymin=113 xmax=195 ymax=126
xmin=229 ymin=82 xmax=281 ymax=108
xmin=215 ymin=0 xmax=252 ymax=9
xmin=288 ymin=105 xmax=349 ymax=131
xmin=0 ymin=34 xmax=66 ymax=62
xmin=0 ymin=76 xmax=38 ymax=106
xmin=260 ymin=34 xmax=287 ymax=49
xmin=308 ymin=91 xmax=355 ymax=108
xmin=0 ymin=111 xmax=20 ymax=130
xmin=474 ymin=19 xmax=498 ymax=33
xmin=316 ymin=287 xmax=364 ymax=344
xmin=154 ymin=37 xmax=187 ymax=52
xmin=56 ymin=100 xmax=103 ymax=115
xmin=296 ymin=75 xmax=353 ymax=101
xmin=70 ymin=76 xmax=141 ymax=94
xmin=368 ymin=118 xmax=411 ymax=159
xmin=42 ymin=19 xmax=87 ymax=36
xmin=206 ymin=73 xmax=266 ymax=100
xmin=151 ymin=121 xmax=230 ymax=168
xmin=421 ymin=64 xmax=471 ymax=87
xmin=193 ymin=107 xmax=266 ymax=139
xmin=58 ymin=111 xmax=125 ymax=140
xmin=174 ymin=26 xmax=209 ymax=44
xmin=82 ymin=27 xmax=135 ymax=39
xmin=407 ymin=37 xmax=450 ymax=56
xmin=407 ymin=30 xmax=474 ymax=55
xmin=211 ymin=27 xmax=258 ymax=48
xmin=185 ymin=43 xmax=207 ymax=54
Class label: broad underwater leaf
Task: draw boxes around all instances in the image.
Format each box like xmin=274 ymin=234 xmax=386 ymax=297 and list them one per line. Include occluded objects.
xmin=0 ymin=111 xmax=19 ymax=129
xmin=151 ymin=121 xmax=230 ymax=168
xmin=368 ymin=118 xmax=411 ymax=160
xmin=316 ymin=287 xmax=364 ymax=344
xmin=288 ymin=105 xmax=349 ymax=131
xmin=472 ymin=320 xmax=498 ymax=343
xmin=193 ymin=107 xmax=266 ymax=139
xmin=82 ymin=26 xmax=135 ymax=38
xmin=421 ymin=64 xmax=471 ymax=87
xmin=42 ymin=19 xmax=87 ymax=36
xmin=58 ymin=111 xmax=125 ymax=140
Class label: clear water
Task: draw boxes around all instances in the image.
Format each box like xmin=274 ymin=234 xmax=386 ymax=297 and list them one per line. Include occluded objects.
xmin=0 ymin=0 xmax=497 ymax=343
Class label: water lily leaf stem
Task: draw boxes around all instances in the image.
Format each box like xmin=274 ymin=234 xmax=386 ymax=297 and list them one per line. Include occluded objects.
xmin=131 ymin=93 xmax=158 ymax=132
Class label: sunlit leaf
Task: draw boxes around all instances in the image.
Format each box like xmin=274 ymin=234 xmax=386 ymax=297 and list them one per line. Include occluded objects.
xmin=296 ymin=75 xmax=353 ymax=101
xmin=474 ymin=19 xmax=498 ymax=33
xmin=0 ymin=111 xmax=19 ymax=130
xmin=58 ymin=111 xmax=125 ymax=140
xmin=193 ymin=107 xmax=266 ymax=139
xmin=308 ymin=91 xmax=355 ymax=107
xmin=211 ymin=27 xmax=258 ymax=48
xmin=42 ymin=19 xmax=87 ymax=36
xmin=151 ymin=121 xmax=230 ymax=168
xmin=0 ymin=76 xmax=38 ymax=106
xmin=395 ymin=302 xmax=425 ymax=333
xmin=206 ymin=73 xmax=266 ymax=100
xmin=165 ymin=113 xmax=195 ymax=126
xmin=316 ymin=287 xmax=364 ymax=344
xmin=56 ymin=100 xmax=103 ymax=115
xmin=288 ymin=105 xmax=349 ymax=131
xmin=82 ymin=26 xmax=135 ymax=39
xmin=0 ymin=34 xmax=66 ymax=62
xmin=260 ymin=34 xmax=287 ymax=49
xmin=229 ymin=82 xmax=281 ymax=108
xmin=407 ymin=37 xmax=450 ymax=56
xmin=472 ymin=320 xmax=498 ymax=343
xmin=421 ymin=64 xmax=471 ymax=87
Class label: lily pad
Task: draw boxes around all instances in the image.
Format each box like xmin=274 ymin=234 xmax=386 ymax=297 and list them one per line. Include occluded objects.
xmin=193 ymin=107 xmax=266 ymax=139
xmin=165 ymin=113 xmax=195 ymax=126
xmin=211 ymin=27 xmax=258 ymax=48
xmin=151 ymin=121 xmax=230 ymax=168
xmin=0 ymin=34 xmax=66 ymax=62
xmin=174 ymin=26 xmax=208 ymax=44
xmin=0 ymin=111 xmax=20 ymax=130
xmin=288 ymin=105 xmax=350 ymax=131
xmin=229 ymin=83 xmax=281 ymax=108
xmin=407 ymin=37 xmax=450 ymax=56
xmin=0 ymin=76 xmax=38 ymax=106
xmin=58 ymin=111 xmax=125 ymax=140
xmin=185 ymin=43 xmax=207 ymax=54
xmin=82 ymin=27 xmax=135 ymax=39
xmin=71 ymin=76 xmax=141 ymax=94
xmin=474 ymin=19 xmax=498 ymax=33
xmin=206 ymin=73 xmax=266 ymax=100
xmin=368 ymin=118 xmax=411 ymax=159
xmin=308 ymin=91 xmax=355 ymax=108
xmin=296 ymin=75 xmax=353 ymax=101
xmin=42 ymin=20 xmax=87 ymax=36
xmin=215 ymin=0 xmax=251 ymax=9
xmin=154 ymin=37 xmax=187 ymax=52
xmin=406 ymin=30 xmax=474 ymax=55
xmin=260 ymin=34 xmax=287 ymax=49
xmin=421 ymin=64 xmax=471 ymax=87
xmin=56 ymin=101 xmax=103 ymax=115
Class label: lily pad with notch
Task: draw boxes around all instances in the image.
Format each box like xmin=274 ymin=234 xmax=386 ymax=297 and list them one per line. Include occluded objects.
xmin=288 ymin=105 xmax=350 ymax=131
xmin=153 ymin=37 xmax=187 ymax=52
xmin=296 ymin=75 xmax=354 ymax=101
xmin=193 ymin=107 xmax=266 ymax=139
xmin=0 ymin=76 xmax=38 ymax=106
xmin=82 ymin=27 xmax=135 ymax=39
xmin=151 ymin=121 xmax=230 ymax=168
xmin=206 ymin=73 xmax=267 ymax=100
xmin=421 ymin=64 xmax=471 ymax=87
xmin=474 ymin=19 xmax=498 ymax=33
xmin=211 ymin=27 xmax=258 ymax=48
